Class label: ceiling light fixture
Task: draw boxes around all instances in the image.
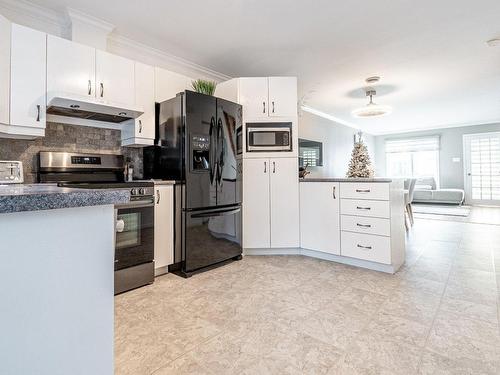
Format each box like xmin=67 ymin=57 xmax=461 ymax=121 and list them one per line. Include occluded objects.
xmin=352 ymin=89 xmax=392 ymax=118
xmin=486 ymin=38 xmax=500 ymax=47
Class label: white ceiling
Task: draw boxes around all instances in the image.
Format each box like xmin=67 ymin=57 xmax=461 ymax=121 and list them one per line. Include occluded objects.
xmin=29 ymin=0 xmax=500 ymax=134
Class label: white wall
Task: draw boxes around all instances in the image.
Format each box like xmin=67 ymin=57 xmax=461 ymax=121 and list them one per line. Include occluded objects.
xmin=298 ymin=111 xmax=376 ymax=178
xmin=374 ymin=122 xmax=500 ymax=189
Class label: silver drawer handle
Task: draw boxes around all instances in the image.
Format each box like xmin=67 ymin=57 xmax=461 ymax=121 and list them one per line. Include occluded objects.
xmin=356 ymin=206 xmax=371 ymax=210
xmin=356 ymin=223 xmax=371 ymax=228
xmin=356 ymin=189 xmax=371 ymax=193
xmin=357 ymin=244 xmax=372 ymax=250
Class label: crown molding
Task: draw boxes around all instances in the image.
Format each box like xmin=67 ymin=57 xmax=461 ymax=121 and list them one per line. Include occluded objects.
xmin=0 ymin=0 xmax=64 ymax=35
xmin=108 ymin=34 xmax=231 ymax=82
xmin=0 ymin=0 xmax=231 ymax=82
xmin=66 ymin=7 xmax=115 ymax=34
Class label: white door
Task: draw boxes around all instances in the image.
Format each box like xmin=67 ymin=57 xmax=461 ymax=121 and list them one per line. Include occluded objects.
xmin=133 ymin=62 xmax=155 ymax=140
xmin=0 ymin=15 xmax=10 ymax=125
xmin=10 ymin=24 xmax=46 ymax=129
xmin=47 ymin=35 xmax=95 ymax=99
xmin=270 ymin=157 xmax=300 ymax=248
xmin=243 ymin=158 xmax=271 ymax=248
xmin=155 ymin=67 xmax=190 ymax=102
xmin=268 ymin=77 xmax=297 ymax=117
xmin=95 ymin=50 xmax=135 ymax=106
xmin=300 ymin=182 xmax=340 ymax=254
xmin=464 ymin=133 xmax=500 ymax=205
xmin=238 ymin=77 xmax=269 ymax=118
xmin=154 ymin=185 xmax=174 ymax=270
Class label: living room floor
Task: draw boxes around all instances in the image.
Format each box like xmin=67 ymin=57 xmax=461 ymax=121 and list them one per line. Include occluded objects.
xmin=115 ymin=216 xmax=500 ymax=375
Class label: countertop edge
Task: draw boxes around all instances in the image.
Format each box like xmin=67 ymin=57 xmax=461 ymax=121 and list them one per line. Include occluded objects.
xmin=300 ymin=178 xmax=393 ymax=183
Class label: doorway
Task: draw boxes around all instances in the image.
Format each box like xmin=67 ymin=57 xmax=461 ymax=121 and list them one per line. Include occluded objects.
xmin=463 ymin=132 xmax=500 ymax=205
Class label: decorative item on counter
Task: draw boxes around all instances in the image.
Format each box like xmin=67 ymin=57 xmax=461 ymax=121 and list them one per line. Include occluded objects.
xmin=346 ymin=131 xmax=374 ymax=178
xmin=299 ymin=163 xmax=310 ymax=179
xmin=191 ymin=79 xmax=217 ymax=96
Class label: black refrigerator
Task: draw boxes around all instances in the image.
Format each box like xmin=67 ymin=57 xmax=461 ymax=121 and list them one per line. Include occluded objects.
xmin=144 ymin=90 xmax=243 ymax=277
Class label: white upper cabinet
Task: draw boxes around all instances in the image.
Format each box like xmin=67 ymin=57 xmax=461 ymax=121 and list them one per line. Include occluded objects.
xmin=0 ymin=15 xmax=10 ymax=126
xmin=300 ymin=182 xmax=341 ymax=255
xmin=238 ymin=77 xmax=269 ymax=118
xmin=47 ymin=35 xmax=95 ymax=100
xmin=95 ymin=50 xmax=135 ymax=107
xmin=268 ymin=77 xmax=297 ymax=117
xmin=10 ymin=24 xmax=46 ymax=129
xmin=0 ymin=20 xmax=46 ymax=139
xmin=155 ymin=67 xmax=191 ymax=103
xmin=121 ymin=62 xmax=155 ymax=146
xmin=269 ymin=157 xmax=300 ymax=248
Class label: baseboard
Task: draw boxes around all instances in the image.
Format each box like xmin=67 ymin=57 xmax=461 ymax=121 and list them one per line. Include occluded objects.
xmin=244 ymin=247 xmax=398 ymax=274
xmin=154 ymin=266 xmax=169 ymax=277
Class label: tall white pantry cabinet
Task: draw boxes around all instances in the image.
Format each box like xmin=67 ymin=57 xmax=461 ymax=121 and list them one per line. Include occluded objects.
xmin=217 ymin=77 xmax=300 ymax=251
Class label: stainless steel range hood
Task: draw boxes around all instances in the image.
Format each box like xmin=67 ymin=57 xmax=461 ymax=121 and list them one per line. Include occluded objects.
xmin=47 ymin=95 xmax=144 ymax=123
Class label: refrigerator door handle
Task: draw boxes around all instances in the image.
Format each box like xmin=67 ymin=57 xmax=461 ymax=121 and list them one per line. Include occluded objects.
xmin=209 ymin=116 xmax=216 ymax=184
xmin=217 ymin=118 xmax=224 ymax=186
xmin=191 ymin=207 xmax=241 ymax=219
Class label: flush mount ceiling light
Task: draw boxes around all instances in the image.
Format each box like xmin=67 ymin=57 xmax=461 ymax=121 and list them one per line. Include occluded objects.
xmin=352 ymin=76 xmax=392 ymax=118
xmin=486 ymin=38 xmax=500 ymax=47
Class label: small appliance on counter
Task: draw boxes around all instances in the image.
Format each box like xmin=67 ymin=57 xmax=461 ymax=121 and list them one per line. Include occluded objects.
xmin=143 ymin=90 xmax=243 ymax=277
xmin=38 ymin=151 xmax=155 ymax=294
xmin=0 ymin=161 xmax=23 ymax=184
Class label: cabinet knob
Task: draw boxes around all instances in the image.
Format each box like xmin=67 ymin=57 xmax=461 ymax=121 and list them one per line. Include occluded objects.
xmin=263 ymin=101 xmax=266 ymax=114
xmin=272 ymin=161 xmax=276 ymax=173
xmin=355 ymin=189 xmax=371 ymax=193
xmin=36 ymin=105 xmax=40 ymax=122
xmin=88 ymin=80 xmax=92 ymax=95
xmin=100 ymin=83 xmax=104 ymax=98
xmin=272 ymin=101 xmax=275 ymax=113
xmin=139 ymin=120 xmax=142 ymax=133
xmin=332 ymin=186 xmax=336 ymax=199
xmin=156 ymin=189 xmax=161 ymax=204
xmin=264 ymin=161 xmax=267 ymax=173
xmin=357 ymin=244 xmax=372 ymax=250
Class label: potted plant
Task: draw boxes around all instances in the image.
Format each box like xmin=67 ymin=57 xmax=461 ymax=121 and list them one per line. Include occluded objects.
xmin=191 ymin=79 xmax=217 ymax=96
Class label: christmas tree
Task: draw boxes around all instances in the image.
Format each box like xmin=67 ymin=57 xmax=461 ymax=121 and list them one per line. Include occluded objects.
xmin=346 ymin=132 xmax=374 ymax=178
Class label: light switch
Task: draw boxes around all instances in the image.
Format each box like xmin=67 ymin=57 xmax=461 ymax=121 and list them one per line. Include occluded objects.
xmin=452 ymin=157 xmax=461 ymax=163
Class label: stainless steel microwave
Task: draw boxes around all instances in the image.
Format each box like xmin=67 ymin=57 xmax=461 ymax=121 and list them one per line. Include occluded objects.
xmin=246 ymin=122 xmax=292 ymax=152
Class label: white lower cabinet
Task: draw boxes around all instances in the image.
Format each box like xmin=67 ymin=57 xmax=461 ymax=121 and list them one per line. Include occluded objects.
xmin=300 ymin=182 xmax=340 ymax=255
xmin=299 ymin=180 xmax=405 ymax=273
xmin=243 ymin=157 xmax=299 ymax=249
xmin=154 ymin=185 xmax=174 ymax=275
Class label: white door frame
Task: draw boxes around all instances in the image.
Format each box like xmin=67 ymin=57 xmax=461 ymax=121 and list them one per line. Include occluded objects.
xmin=463 ymin=132 xmax=500 ymax=206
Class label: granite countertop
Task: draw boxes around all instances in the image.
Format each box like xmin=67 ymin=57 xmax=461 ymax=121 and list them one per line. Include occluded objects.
xmin=135 ymin=179 xmax=177 ymax=185
xmin=0 ymin=184 xmax=130 ymax=214
xmin=300 ymin=177 xmax=393 ymax=183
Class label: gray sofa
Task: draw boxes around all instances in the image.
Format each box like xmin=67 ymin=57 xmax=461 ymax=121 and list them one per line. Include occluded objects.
xmin=413 ymin=177 xmax=465 ymax=205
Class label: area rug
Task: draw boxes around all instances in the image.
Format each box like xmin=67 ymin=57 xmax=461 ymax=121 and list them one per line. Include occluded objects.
xmin=412 ymin=204 xmax=471 ymax=217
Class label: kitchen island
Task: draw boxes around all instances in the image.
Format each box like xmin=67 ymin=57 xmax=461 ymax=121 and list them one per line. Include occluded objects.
xmin=0 ymin=185 xmax=128 ymax=375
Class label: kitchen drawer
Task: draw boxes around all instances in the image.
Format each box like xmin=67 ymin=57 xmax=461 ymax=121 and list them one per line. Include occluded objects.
xmin=341 ymin=231 xmax=391 ymax=264
xmin=340 ymin=199 xmax=390 ymax=218
xmin=340 ymin=183 xmax=389 ymax=201
xmin=341 ymin=215 xmax=390 ymax=237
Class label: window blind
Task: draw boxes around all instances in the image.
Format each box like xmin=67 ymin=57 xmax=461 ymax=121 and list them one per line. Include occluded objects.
xmin=385 ymin=136 xmax=440 ymax=153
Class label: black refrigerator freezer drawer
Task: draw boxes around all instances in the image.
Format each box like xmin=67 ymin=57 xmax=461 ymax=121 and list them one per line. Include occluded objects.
xmin=183 ymin=205 xmax=242 ymax=275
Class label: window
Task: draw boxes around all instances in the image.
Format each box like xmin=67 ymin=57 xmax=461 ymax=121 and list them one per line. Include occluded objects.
xmin=385 ymin=136 xmax=440 ymax=185
xmin=299 ymin=139 xmax=323 ymax=167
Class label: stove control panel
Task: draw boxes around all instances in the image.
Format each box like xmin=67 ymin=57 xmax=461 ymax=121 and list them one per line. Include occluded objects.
xmin=130 ymin=187 xmax=154 ymax=196
xmin=71 ymin=156 xmax=102 ymax=165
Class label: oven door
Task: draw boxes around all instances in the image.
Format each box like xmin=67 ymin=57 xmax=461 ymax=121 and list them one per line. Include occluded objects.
xmin=184 ymin=205 xmax=242 ymax=273
xmin=115 ymin=199 xmax=155 ymax=271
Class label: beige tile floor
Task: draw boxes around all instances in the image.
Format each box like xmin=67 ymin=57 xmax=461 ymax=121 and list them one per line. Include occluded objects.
xmin=115 ymin=217 xmax=500 ymax=374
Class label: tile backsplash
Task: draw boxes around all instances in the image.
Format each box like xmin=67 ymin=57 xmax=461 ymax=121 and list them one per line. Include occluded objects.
xmin=0 ymin=122 xmax=143 ymax=183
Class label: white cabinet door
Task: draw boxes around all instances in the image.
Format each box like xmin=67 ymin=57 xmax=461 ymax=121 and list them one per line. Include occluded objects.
xmin=154 ymin=185 xmax=174 ymax=270
xmin=95 ymin=50 xmax=135 ymax=106
xmin=238 ymin=77 xmax=269 ymax=118
xmin=9 ymin=24 xmax=46 ymax=129
xmin=269 ymin=157 xmax=300 ymax=248
xmin=300 ymin=182 xmax=340 ymax=254
xmin=134 ymin=62 xmax=155 ymax=140
xmin=0 ymin=15 xmax=10 ymax=125
xmin=243 ymin=158 xmax=271 ymax=248
xmin=47 ymin=35 xmax=95 ymax=99
xmin=155 ymin=67 xmax=190 ymax=103
xmin=268 ymin=77 xmax=297 ymax=117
